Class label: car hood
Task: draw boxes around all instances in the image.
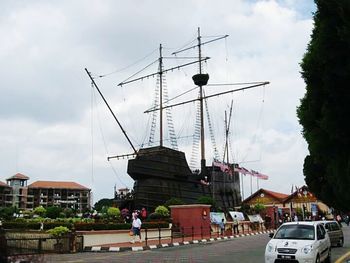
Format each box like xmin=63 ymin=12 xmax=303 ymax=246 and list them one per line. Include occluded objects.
xmin=269 ymin=239 xmax=314 ymax=249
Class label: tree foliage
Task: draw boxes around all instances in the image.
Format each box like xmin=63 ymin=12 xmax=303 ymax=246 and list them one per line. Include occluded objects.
xmin=107 ymin=207 xmax=121 ymax=219
xmin=297 ymin=0 xmax=350 ymax=211
xmin=93 ymin=198 xmax=114 ymax=212
xmin=164 ymin=198 xmax=185 ymax=209
xmin=46 ymin=206 xmax=62 ymax=219
xmin=154 ymin=206 xmax=169 ymax=217
xmin=0 ymin=206 xmax=17 ymax=220
xmin=34 ymin=206 xmax=46 ymax=217
xmin=196 ymin=196 xmax=216 ymax=210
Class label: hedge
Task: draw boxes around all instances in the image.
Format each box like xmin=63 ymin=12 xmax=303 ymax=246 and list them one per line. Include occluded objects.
xmin=3 ymin=221 xmax=169 ymax=231
xmin=74 ymin=222 xmax=169 ymax=231
xmin=3 ymin=221 xmax=72 ymax=230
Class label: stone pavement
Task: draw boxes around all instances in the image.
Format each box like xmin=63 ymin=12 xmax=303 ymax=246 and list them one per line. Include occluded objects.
xmin=84 ymin=230 xmax=274 ymax=253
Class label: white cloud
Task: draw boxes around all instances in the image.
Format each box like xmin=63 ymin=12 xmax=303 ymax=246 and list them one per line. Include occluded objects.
xmin=0 ymin=0 xmax=315 ymax=204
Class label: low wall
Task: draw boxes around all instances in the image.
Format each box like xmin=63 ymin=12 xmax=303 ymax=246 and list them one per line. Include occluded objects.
xmin=5 ymin=230 xmax=70 ymax=252
xmin=78 ymin=228 xmax=171 ymax=247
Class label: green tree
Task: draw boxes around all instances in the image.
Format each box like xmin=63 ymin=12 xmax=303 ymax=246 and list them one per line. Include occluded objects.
xmin=196 ymin=196 xmax=216 ymax=210
xmin=107 ymin=207 xmax=121 ymax=219
xmin=93 ymin=198 xmax=114 ymax=212
xmin=0 ymin=206 xmax=17 ymax=220
xmin=297 ymin=0 xmax=350 ymax=211
xmin=46 ymin=206 xmax=62 ymax=219
xmin=34 ymin=206 xmax=46 ymax=217
xmin=164 ymin=198 xmax=185 ymax=209
xmin=154 ymin=206 xmax=169 ymax=217
xmin=253 ymin=203 xmax=266 ymax=213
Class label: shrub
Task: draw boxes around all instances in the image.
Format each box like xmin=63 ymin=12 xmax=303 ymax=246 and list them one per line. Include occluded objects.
xmin=155 ymin=206 xmax=169 ymax=217
xmin=34 ymin=206 xmax=46 ymax=217
xmin=107 ymin=207 xmax=121 ymax=219
xmin=73 ymin=222 xmax=169 ymax=231
xmin=196 ymin=196 xmax=216 ymax=208
xmin=164 ymin=198 xmax=185 ymax=209
xmin=253 ymin=203 xmax=266 ymax=213
xmin=47 ymin=226 xmax=70 ymax=237
xmin=46 ymin=206 xmax=62 ymax=219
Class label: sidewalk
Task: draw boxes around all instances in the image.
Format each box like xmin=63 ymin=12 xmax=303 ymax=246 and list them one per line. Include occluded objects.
xmin=84 ymin=229 xmax=274 ymax=253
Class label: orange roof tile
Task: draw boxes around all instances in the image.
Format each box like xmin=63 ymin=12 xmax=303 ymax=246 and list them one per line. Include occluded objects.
xmin=0 ymin=181 xmax=9 ymax=187
xmin=263 ymin=189 xmax=289 ymax=200
xmin=28 ymin=181 xmax=90 ymax=190
xmin=6 ymin=173 xmax=29 ymax=181
xmin=243 ymin=188 xmax=289 ymax=203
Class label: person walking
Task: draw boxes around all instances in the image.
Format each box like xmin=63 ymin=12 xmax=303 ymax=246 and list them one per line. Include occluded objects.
xmin=233 ymin=215 xmax=239 ymax=235
xmin=130 ymin=213 xmax=142 ymax=243
xmin=219 ymin=218 xmax=225 ymax=236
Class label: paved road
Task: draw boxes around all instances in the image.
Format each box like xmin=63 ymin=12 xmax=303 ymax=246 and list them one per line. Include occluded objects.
xmin=43 ymin=225 xmax=350 ymax=263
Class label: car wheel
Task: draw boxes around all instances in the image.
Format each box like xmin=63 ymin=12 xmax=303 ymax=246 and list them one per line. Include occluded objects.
xmin=325 ymin=248 xmax=331 ymax=263
xmin=338 ymin=238 xmax=344 ymax=247
xmin=315 ymin=254 xmax=320 ymax=263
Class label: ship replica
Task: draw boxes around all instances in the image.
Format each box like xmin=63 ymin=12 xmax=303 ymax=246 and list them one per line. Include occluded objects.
xmin=86 ymin=28 xmax=269 ymax=212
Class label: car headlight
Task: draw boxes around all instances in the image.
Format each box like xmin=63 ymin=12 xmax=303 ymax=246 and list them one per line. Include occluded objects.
xmin=267 ymin=243 xmax=274 ymax=253
xmin=302 ymin=245 xmax=313 ymax=254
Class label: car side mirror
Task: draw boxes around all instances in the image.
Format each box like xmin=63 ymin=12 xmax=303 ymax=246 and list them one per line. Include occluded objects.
xmin=269 ymin=232 xmax=274 ymax=238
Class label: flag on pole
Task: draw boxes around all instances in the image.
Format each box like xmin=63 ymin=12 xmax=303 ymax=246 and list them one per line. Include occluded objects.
xmin=251 ymin=170 xmax=269 ymax=180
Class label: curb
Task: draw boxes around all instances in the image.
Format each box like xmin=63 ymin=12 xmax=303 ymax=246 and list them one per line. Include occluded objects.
xmin=84 ymin=230 xmax=274 ymax=253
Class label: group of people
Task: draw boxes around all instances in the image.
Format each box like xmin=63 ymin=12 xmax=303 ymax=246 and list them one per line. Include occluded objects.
xmin=219 ymin=215 xmax=239 ymax=236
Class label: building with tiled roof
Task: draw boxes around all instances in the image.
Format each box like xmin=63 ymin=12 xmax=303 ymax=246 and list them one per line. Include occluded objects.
xmin=0 ymin=181 xmax=8 ymax=187
xmin=243 ymin=188 xmax=289 ymax=207
xmin=0 ymin=174 xmax=91 ymax=212
xmin=27 ymin=181 xmax=91 ymax=211
xmin=0 ymin=181 xmax=11 ymax=207
xmin=28 ymin=181 xmax=89 ymax=190
xmin=242 ymin=186 xmax=329 ymax=229
xmin=6 ymin=173 xmax=30 ymax=181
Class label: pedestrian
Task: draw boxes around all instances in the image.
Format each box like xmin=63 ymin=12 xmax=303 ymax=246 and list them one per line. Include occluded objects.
xmin=336 ymin=214 xmax=342 ymax=224
xmin=130 ymin=213 xmax=142 ymax=243
xmin=294 ymin=214 xmax=298 ymax=222
xmin=345 ymin=215 xmax=349 ymax=226
xmin=219 ymin=218 xmax=225 ymax=236
xmin=233 ymin=215 xmax=239 ymax=235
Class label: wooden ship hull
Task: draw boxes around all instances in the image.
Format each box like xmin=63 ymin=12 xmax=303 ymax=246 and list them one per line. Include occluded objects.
xmin=127 ymin=146 xmax=241 ymax=212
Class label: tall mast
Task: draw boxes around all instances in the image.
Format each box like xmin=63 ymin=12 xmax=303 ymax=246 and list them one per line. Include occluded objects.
xmin=192 ymin=27 xmax=209 ymax=172
xmin=85 ymin=68 xmax=137 ymax=155
xmin=223 ymin=100 xmax=233 ymax=164
xmin=159 ymin=44 xmax=164 ymax=147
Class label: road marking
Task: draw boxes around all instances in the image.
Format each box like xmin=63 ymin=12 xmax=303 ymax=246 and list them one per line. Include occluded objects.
xmin=91 ymin=246 xmax=101 ymax=251
xmin=335 ymin=251 xmax=350 ymax=263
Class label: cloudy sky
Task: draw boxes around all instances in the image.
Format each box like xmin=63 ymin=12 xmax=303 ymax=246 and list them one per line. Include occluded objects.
xmin=0 ymin=0 xmax=316 ymax=204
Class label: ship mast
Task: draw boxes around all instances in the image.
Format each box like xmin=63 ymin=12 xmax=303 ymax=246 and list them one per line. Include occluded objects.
xmin=197 ymin=28 xmax=206 ymax=171
xmin=159 ymin=44 xmax=164 ymax=147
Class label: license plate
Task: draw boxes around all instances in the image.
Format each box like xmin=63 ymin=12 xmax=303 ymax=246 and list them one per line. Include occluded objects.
xmin=279 ymin=255 xmax=292 ymax=259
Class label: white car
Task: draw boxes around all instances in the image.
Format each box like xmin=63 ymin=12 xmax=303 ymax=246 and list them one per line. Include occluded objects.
xmin=265 ymin=221 xmax=331 ymax=263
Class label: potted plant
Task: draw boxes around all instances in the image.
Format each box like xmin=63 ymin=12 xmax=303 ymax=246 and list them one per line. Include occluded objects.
xmin=47 ymin=226 xmax=70 ymax=253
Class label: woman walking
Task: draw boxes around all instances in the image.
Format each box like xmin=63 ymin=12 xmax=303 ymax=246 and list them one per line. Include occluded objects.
xmin=130 ymin=213 xmax=142 ymax=243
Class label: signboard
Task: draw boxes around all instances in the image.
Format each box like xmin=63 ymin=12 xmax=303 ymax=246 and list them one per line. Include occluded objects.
xmin=210 ymin=212 xmax=226 ymax=224
xmin=229 ymin=211 xmax=245 ymax=221
xmin=247 ymin=214 xmax=264 ymax=223
xmin=311 ymin=203 xmax=318 ymax=216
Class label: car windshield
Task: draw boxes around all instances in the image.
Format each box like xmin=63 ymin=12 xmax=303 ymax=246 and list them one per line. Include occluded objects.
xmin=274 ymin=225 xmax=315 ymax=240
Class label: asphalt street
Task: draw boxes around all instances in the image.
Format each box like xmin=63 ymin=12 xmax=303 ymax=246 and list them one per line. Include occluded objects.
xmin=42 ymin=226 xmax=350 ymax=263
